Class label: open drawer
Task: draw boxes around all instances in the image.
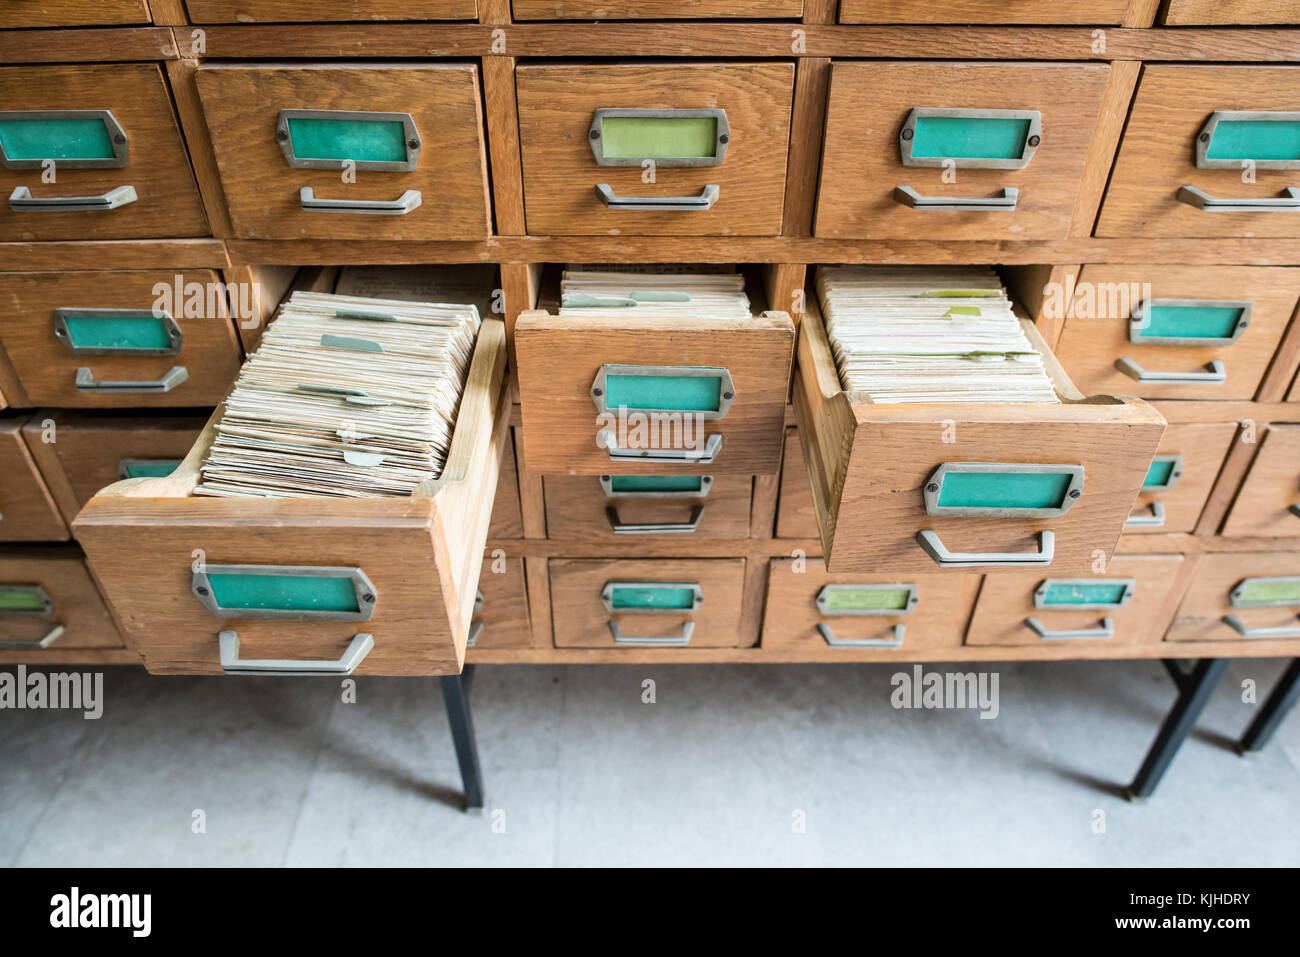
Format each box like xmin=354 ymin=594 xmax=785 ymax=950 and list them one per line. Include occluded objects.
xmin=792 ymin=299 xmax=1166 ymax=574
xmin=71 ymin=319 xmax=509 ymax=677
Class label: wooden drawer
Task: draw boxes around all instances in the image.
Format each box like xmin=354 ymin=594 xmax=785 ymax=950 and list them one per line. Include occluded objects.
xmin=194 ymin=64 xmax=490 ymax=241
xmin=0 ymin=64 xmax=207 ymax=241
xmin=543 ymin=473 xmax=752 ymax=541
xmin=513 ymin=0 xmax=800 ymax=17
xmin=1098 ymin=67 xmax=1300 ymax=239
xmin=550 ymin=558 xmax=745 ymax=648
xmin=1053 ymin=266 xmax=1299 ymax=401
xmin=71 ymin=319 xmax=509 ymax=677
xmin=1163 ymin=1 xmax=1300 ymax=24
xmin=840 ymin=0 xmax=1132 ymax=22
xmin=776 ymin=427 xmax=819 ymax=541
xmin=20 ymin=411 xmax=206 ymax=527
xmin=815 ymin=62 xmax=1111 ymax=241
xmin=793 ymin=300 xmax=1166 ymax=574
xmin=468 ymin=554 xmax=531 ymax=650
xmin=1122 ymin=423 xmax=1238 ymax=536
xmin=489 ymin=428 xmax=523 ymax=540
xmin=966 ymin=554 xmax=1182 ymax=648
xmin=0 ymin=415 xmax=69 ymax=542
xmin=762 ymin=558 xmax=978 ymax=653
xmin=1221 ymin=424 xmax=1300 ymax=538
xmin=0 ymin=547 xmax=122 ymax=653
xmin=516 ymin=62 xmax=794 ymax=237
xmin=515 ymin=308 xmax=794 ymax=476
xmin=1167 ymin=551 xmax=1300 ymax=643
xmin=0 ymin=271 xmax=242 ymax=409
xmin=185 ymin=1 xmax=477 ymax=21
xmin=7 ymin=0 xmax=150 ymax=26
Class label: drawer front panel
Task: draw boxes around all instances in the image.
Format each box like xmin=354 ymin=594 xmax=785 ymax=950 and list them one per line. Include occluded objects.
xmin=776 ymin=428 xmax=820 ymax=541
xmin=0 ymin=551 xmax=122 ymax=651
xmin=7 ymin=0 xmax=150 ymax=26
xmin=516 ymin=63 xmax=794 ymax=237
xmin=1053 ymin=265 xmax=1299 ymax=401
xmin=1163 ymin=0 xmax=1300 ymax=24
xmin=1098 ymin=67 xmax=1300 ymax=238
xmin=195 ymin=64 xmax=490 ymax=241
xmin=0 ymin=271 xmax=241 ymax=408
xmin=544 ymin=473 xmax=752 ymax=540
xmin=186 ymin=1 xmax=478 ymax=20
xmin=550 ymin=557 xmax=745 ymax=648
xmin=514 ymin=1 xmax=800 ymax=17
xmin=840 ymin=0 xmax=1131 ymax=22
xmin=1168 ymin=552 xmax=1300 ymax=643
xmin=762 ymin=558 xmax=978 ymax=653
xmin=966 ymin=554 xmax=1183 ymax=647
xmin=816 ymin=62 xmax=1111 ymax=241
xmin=469 ymin=555 xmax=531 ymax=650
xmin=1221 ymin=424 xmax=1300 ymax=538
xmin=1122 ymin=423 xmax=1238 ymax=535
xmin=0 ymin=418 xmax=69 ymax=542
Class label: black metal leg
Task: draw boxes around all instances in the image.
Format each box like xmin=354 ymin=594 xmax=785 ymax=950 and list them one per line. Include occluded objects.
xmin=1126 ymin=658 xmax=1230 ymax=802
xmin=441 ymin=666 xmax=485 ymax=812
xmin=1239 ymin=658 xmax=1300 ymax=755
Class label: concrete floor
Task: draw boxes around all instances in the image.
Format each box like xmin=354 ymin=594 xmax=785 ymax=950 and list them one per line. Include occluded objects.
xmin=2 ymin=658 xmax=1297 ymax=867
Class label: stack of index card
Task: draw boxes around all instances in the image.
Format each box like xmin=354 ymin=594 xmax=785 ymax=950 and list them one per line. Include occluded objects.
xmin=557 ymin=266 xmax=751 ymax=319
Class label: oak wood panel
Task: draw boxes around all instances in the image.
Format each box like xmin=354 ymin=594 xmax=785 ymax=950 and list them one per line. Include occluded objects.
xmin=815 ymin=62 xmax=1112 ymax=241
xmin=1221 ymin=424 xmax=1300 ymax=538
xmin=521 ymin=554 xmax=551 ymax=645
xmin=512 ymin=0 xmax=801 ymax=17
xmin=750 ymin=472 xmax=779 ymax=539
xmin=5 ymin=0 xmax=150 ymax=26
xmin=775 ymin=427 xmax=819 ymax=541
xmin=472 ymin=554 xmax=531 ymax=649
xmin=0 ymin=648 xmax=139 ymax=666
xmin=0 ymin=416 xmax=70 ymax=542
xmin=781 ymin=57 xmax=830 ymax=239
xmin=482 ymin=56 xmax=526 ymax=236
xmin=516 ymin=62 xmax=795 ymax=237
xmin=543 ymin=473 xmax=752 ymax=541
xmin=185 ymin=0 xmax=477 ymax=20
xmin=1071 ymin=60 xmax=1141 ymax=239
xmin=225 ymin=262 xmax=314 ymax=354
xmin=490 ymin=427 xmax=524 ymax=539
xmin=1167 ymin=550 xmax=1300 ymax=643
xmin=839 ymin=0 xmax=1131 ymax=23
xmin=1194 ymin=422 xmax=1262 ymax=535
xmin=0 ymin=27 xmax=176 ymax=62
xmin=165 ymin=57 xmax=235 ymax=239
xmin=1121 ymin=423 xmax=1238 ymax=537
xmin=1163 ymin=0 xmax=1300 ymax=24
xmin=0 ymin=241 xmax=228 ymax=274
xmin=549 ymin=557 xmax=746 ymax=648
xmin=0 ymin=548 xmax=122 ymax=650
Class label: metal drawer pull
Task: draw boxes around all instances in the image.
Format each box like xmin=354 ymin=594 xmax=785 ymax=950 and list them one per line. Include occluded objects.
xmin=0 ymin=623 xmax=65 ymax=649
xmin=1024 ymin=616 xmax=1114 ymax=641
xmin=1125 ymin=501 xmax=1166 ymax=528
xmin=1222 ymin=614 xmax=1300 ymax=639
xmin=1115 ymin=357 xmax=1225 ymax=385
xmin=597 ymin=430 xmax=722 ymax=464
xmin=75 ymin=365 xmax=188 ymax=394
xmin=1176 ymin=185 xmax=1300 ymax=212
xmin=608 ymin=620 xmax=694 ymax=646
xmin=299 ymin=186 xmax=421 ymax=215
xmin=916 ymin=529 xmax=1054 ymax=568
xmin=594 ymin=183 xmax=719 ymax=211
xmin=606 ymin=504 xmax=704 ymax=534
xmin=1290 ymin=504 xmax=1300 ymax=518
xmin=218 ymin=629 xmax=374 ymax=676
xmin=466 ymin=621 xmax=483 ymax=648
xmin=9 ymin=184 xmax=137 ymax=212
xmin=816 ymin=622 xmax=905 ymax=649
xmin=893 ymin=185 xmax=1018 ymax=211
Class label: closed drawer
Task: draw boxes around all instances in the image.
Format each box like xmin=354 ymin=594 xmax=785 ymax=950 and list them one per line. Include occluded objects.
xmin=0 ymin=271 xmax=242 ymax=409
xmin=762 ymin=558 xmax=978 ymax=653
xmin=1167 ymin=551 xmax=1300 ymax=643
xmin=71 ymin=319 xmax=509 ymax=677
xmin=186 ymin=1 xmax=477 ymax=21
xmin=516 ymin=308 xmax=794 ymax=476
xmin=195 ymin=64 xmax=490 ymax=241
xmin=775 ymin=427 xmax=820 ymax=541
xmin=1221 ymin=424 xmax=1300 ymax=538
xmin=1053 ymin=266 xmax=1299 ymax=401
xmin=489 ymin=428 xmax=523 ymax=540
xmin=7 ymin=0 xmax=150 ymax=26
xmin=0 ymin=548 xmax=123 ymax=653
xmin=513 ymin=0 xmax=800 ymax=17
xmin=0 ymin=64 xmax=207 ymax=241
xmin=550 ymin=558 xmax=745 ymax=648
xmin=1099 ymin=67 xmax=1300 ymax=238
xmin=966 ymin=554 xmax=1182 ymax=648
xmin=0 ymin=415 xmax=69 ymax=542
xmin=840 ymin=0 xmax=1131 ymax=22
xmin=20 ymin=411 xmax=206 ymax=527
xmin=544 ymin=473 xmax=751 ymax=541
xmin=516 ymin=62 xmax=794 ymax=237
xmin=793 ymin=299 xmax=1166 ymax=574
xmin=468 ymin=555 xmax=531 ymax=650
xmin=815 ymin=62 xmax=1110 ymax=241
xmin=1163 ymin=1 xmax=1300 ymax=24
xmin=1122 ymin=423 xmax=1238 ymax=535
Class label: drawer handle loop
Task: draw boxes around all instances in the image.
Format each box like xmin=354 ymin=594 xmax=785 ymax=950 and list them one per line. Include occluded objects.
xmin=76 ymin=365 xmax=188 ymax=394
xmin=816 ymin=622 xmax=905 ymax=649
xmin=915 ymin=529 xmax=1054 ymax=568
xmin=597 ymin=429 xmax=722 ymax=464
xmin=893 ymin=185 xmax=1018 ymax=212
xmin=217 ymin=629 xmax=374 ymax=676
xmin=298 ymin=187 xmax=422 ymax=215
xmin=1024 ymin=616 xmax=1114 ymax=641
xmin=1222 ymin=614 xmax=1300 ymax=640
xmin=607 ymin=620 xmax=694 ymax=646
xmin=594 ymin=183 xmax=719 ymax=211
xmin=0 ymin=623 xmax=65 ymax=649
xmin=9 ymin=185 xmax=137 ymax=212
xmin=1176 ymin=185 xmax=1300 ymax=212
xmin=1124 ymin=501 xmax=1166 ymax=528
xmin=605 ymin=505 xmax=704 ymax=535
xmin=1114 ymin=356 xmax=1225 ymax=385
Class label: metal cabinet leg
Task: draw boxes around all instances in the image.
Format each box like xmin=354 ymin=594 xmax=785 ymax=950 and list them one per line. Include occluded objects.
xmin=1126 ymin=658 xmax=1230 ymax=802
xmin=1239 ymin=658 xmax=1300 ymax=756
xmin=441 ymin=665 xmax=485 ymax=813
